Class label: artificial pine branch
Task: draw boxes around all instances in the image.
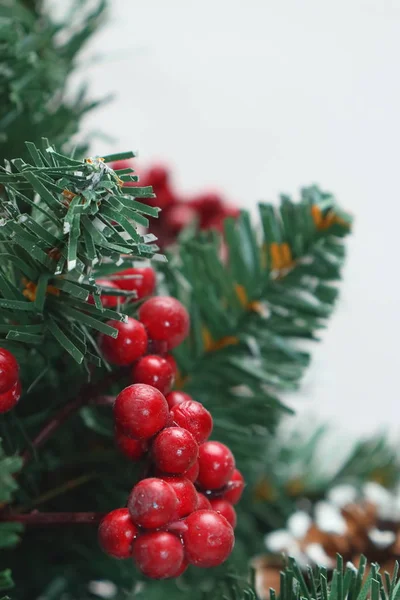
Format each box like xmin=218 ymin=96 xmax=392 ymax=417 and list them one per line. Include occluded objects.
xmin=253 ymin=429 xmax=400 ymax=531
xmin=0 ymin=0 xmax=107 ymax=164
xmin=0 ymin=141 xmax=159 ymax=362
xmin=260 ymin=555 xmax=400 ymax=600
xmin=20 ymin=367 xmax=126 ymax=466
xmin=161 ymin=187 xmax=351 ymax=477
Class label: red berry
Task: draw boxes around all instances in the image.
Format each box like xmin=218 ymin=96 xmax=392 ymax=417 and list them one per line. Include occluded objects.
xmin=197 ymin=441 xmax=235 ymax=490
xmin=0 ymin=348 xmax=19 ymax=395
xmin=164 ymin=354 xmax=177 ymax=373
xmin=100 ymin=318 xmax=147 ymax=366
xmin=182 ymin=510 xmax=234 ymax=567
xmin=172 ymin=558 xmax=188 ymax=577
xmin=146 ymin=164 xmax=170 ymax=191
xmin=209 ymin=499 xmax=237 ymax=528
xmin=132 ymin=531 xmax=185 ymax=579
xmin=147 ymin=339 xmax=169 ymax=355
xmin=98 ymin=508 xmax=138 ymax=559
xmin=165 ymin=204 xmax=197 ymax=234
xmin=0 ymin=380 xmax=21 ymax=414
xmin=114 ymin=384 xmax=169 ymax=439
xmin=165 ymin=390 xmax=192 ymax=409
xmin=182 ymin=460 xmax=199 ymax=483
xmin=161 ymin=476 xmax=198 ymax=519
xmin=113 ymin=267 xmax=156 ymax=299
xmin=153 ymin=427 xmax=198 ymax=474
xmin=128 ymin=478 xmax=178 ymax=529
xmin=115 ymin=427 xmax=147 ymax=461
xmin=222 ymin=469 xmax=245 ymax=505
xmin=132 ymin=355 xmax=175 ymax=395
xmin=170 ymin=400 xmax=213 ymax=444
xmin=139 ymin=296 xmax=189 ymax=350
xmin=191 ymin=192 xmax=223 ymax=219
xmin=88 ymin=279 xmax=120 ymax=308
xmin=197 ymin=493 xmax=212 ymax=510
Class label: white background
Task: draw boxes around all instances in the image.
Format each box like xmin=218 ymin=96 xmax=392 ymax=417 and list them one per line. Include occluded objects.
xmin=81 ymin=0 xmax=400 ymax=437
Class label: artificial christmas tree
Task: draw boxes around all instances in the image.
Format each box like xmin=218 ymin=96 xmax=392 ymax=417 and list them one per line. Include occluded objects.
xmin=4 ymin=2 xmax=398 ymax=600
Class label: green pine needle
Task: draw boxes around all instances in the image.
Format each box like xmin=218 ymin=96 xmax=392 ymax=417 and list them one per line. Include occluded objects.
xmin=278 ymin=555 xmax=400 ymax=600
xmin=0 ymin=141 xmax=159 ymax=362
xmin=161 ymin=186 xmax=351 ymax=477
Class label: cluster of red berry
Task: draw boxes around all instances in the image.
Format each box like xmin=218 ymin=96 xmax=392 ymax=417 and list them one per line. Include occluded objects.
xmin=89 ymin=265 xmax=156 ymax=309
xmin=111 ymin=160 xmax=239 ymax=247
xmin=0 ymin=348 xmax=21 ymax=413
xmin=98 ymin=290 xmax=244 ymax=579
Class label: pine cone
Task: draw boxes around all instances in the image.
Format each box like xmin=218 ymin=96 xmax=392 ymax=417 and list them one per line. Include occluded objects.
xmin=258 ymin=482 xmax=400 ymax=599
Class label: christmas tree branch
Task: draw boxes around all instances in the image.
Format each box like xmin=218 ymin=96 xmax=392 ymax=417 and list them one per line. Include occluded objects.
xmin=162 ymin=188 xmax=352 ymax=479
xmin=0 ymin=511 xmax=105 ymax=525
xmin=20 ymin=367 xmax=125 ymax=467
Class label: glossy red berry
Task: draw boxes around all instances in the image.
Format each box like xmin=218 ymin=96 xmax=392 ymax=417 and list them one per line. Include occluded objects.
xmin=164 ymin=354 xmax=177 ymax=373
xmin=100 ymin=318 xmax=147 ymax=366
xmin=98 ymin=508 xmax=139 ymax=559
xmin=161 ymin=476 xmax=198 ymax=519
xmin=88 ymin=279 xmax=120 ymax=308
xmin=0 ymin=348 xmax=19 ymax=395
xmin=183 ymin=460 xmax=199 ymax=483
xmin=172 ymin=558 xmax=188 ymax=577
xmin=115 ymin=427 xmax=147 ymax=461
xmin=139 ymin=296 xmax=190 ymax=350
xmin=132 ymin=355 xmax=175 ymax=395
xmin=132 ymin=531 xmax=185 ymax=579
xmin=222 ymin=469 xmax=245 ymax=505
xmin=165 ymin=390 xmax=192 ymax=409
xmin=114 ymin=384 xmax=169 ymax=439
xmin=113 ymin=267 xmax=156 ymax=299
xmin=210 ymin=499 xmax=237 ymax=528
xmin=0 ymin=380 xmax=21 ymax=414
xmin=153 ymin=427 xmax=198 ymax=474
xmin=128 ymin=478 xmax=178 ymax=529
xmin=170 ymin=400 xmax=213 ymax=444
xmin=197 ymin=441 xmax=235 ymax=490
xmin=197 ymin=493 xmax=212 ymax=510
xmin=182 ymin=510 xmax=234 ymax=567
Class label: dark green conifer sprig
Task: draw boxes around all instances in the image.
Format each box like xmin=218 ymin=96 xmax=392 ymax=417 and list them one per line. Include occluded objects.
xmin=0 ymin=141 xmax=160 ymax=363
xmin=277 ymin=555 xmax=400 ymax=600
xmin=252 ymin=429 xmax=400 ymax=530
xmin=161 ymin=187 xmax=351 ymax=477
xmin=0 ymin=0 xmax=107 ymax=164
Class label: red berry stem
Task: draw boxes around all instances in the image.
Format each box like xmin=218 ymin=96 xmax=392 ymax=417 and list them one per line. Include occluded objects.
xmin=165 ymin=520 xmax=189 ymax=535
xmin=21 ymin=367 xmax=127 ymax=467
xmin=0 ymin=511 xmax=106 ymax=525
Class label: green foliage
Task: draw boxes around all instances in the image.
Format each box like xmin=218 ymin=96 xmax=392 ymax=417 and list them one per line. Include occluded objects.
xmin=0 ymin=142 xmax=160 ymax=363
xmin=251 ymin=429 xmax=400 ymax=530
xmin=0 ymin=0 xmax=107 ymax=165
xmin=0 ymin=440 xmax=22 ymax=596
xmin=278 ymin=555 xmax=400 ymax=600
xmin=161 ymin=187 xmax=351 ymax=479
xmin=0 ymin=568 xmax=14 ymax=593
xmin=0 ymin=438 xmax=22 ymax=504
xmin=0 ymin=186 xmax=351 ymax=600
